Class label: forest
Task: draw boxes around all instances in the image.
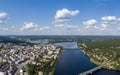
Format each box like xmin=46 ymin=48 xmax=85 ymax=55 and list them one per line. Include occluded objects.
xmin=78 ymin=39 xmax=120 ymax=70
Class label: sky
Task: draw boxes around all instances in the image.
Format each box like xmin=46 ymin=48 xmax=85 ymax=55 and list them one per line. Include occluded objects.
xmin=0 ymin=0 xmax=120 ymax=35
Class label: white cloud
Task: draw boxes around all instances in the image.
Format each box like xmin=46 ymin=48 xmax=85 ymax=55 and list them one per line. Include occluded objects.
xmin=83 ymin=18 xmax=113 ymax=31
xmin=101 ymin=16 xmax=116 ymax=21
xmin=20 ymin=22 xmax=38 ymax=31
xmin=52 ymin=8 xmax=80 ymax=33
xmin=83 ymin=19 xmax=98 ymax=30
xmin=117 ymin=18 xmax=120 ymax=30
xmin=99 ymin=23 xmax=110 ymax=31
xmin=83 ymin=16 xmax=120 ymax=32
xmin=98 ymin=24 xmax=110 ymax=31
xmin=101 ymin=16 xmax=118 ymax=30
xmin=34 ymin=26 xmax=50 ymax=31
xmin=55 ymin=24 xmax=77 ymax=28
xmin=20 ymin=22 xmax=50 ymax=31
xmin=55 ymin=8 xmax=79 ymax=19
xmin=100 ymin=16 xmax=118 ymax=31
xmin=0 ymin=12 xmax=7 ymax=24
xmin=0 ymin=12 xmax=7 ymax=19
xmin=53 ymin=8 xmax=79 ymax=24
xmin=101 ymin=23 xmax=108 ymax=28
xmin=83 ymin=19 xmax=97 ymax=26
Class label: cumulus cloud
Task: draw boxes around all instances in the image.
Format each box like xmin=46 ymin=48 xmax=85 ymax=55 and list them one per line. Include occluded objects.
xmin=52 ymin=8 xmax=80 ymax=33
xmin=0 ymin=12 xmax=8 ymax=24
xmin=83 ymin=19 xmax=98 ymax=30
xmin=83 ymin=16 xmax=120 ymax=31
xmin=99 ymin=23 xmax=110 ymax=31
xmin=53 ymin=8 xmax=79 ymax=24
xmin=0 ymin=12 xmax=7 ymax=19
xmin=20 ymin=22 xmax=38 ymax=31
xmin=20 ymin=22 xmax=50 ymax=31
xmin=55 ymin=8 xmax=79 ymax=19
xmin=101 ymin=23 xmax=108 ymax=28
xmin=99 ymin=16 xmax=119 ymax=31
xmin=101 ymin=16 xmax=116 ymax=22
xmin=101 ymin=16 xmax=116 ymax=30
xmin=83 ymin=17 xmax=115 ymax=31
xmin=83 ymin=19 xmax=97 ymax=26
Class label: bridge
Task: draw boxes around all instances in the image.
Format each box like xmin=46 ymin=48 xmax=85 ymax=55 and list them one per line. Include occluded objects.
xmin=64 ymin=48 xmax=80 ymax=50
xmin=78 ymin=62 xmax=106 ymax=75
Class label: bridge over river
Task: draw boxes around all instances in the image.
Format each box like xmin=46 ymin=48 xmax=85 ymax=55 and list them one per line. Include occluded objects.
xmin=54 ymin=42 xmax=78 ymax=50
xmin=78 ymin=62 xmax=106 ymax=75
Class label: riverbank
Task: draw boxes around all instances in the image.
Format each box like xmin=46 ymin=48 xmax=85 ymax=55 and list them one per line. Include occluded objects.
xmin=78 ymin=40 xmax=120 ymax=71
xmin=90 ymin=58 xmax=102 ymax=66
xmin=50 ymin=46 xmax=64 ymax=75
xmin=90 ymin=57 xmax=120 ymax=71
xmin=54 ymin=42 xmax=120 ymax=75
xmin=80 ymin=50 xmax=101 ymax=66
xmin=79 ymin=48 xmax=120 ymax=71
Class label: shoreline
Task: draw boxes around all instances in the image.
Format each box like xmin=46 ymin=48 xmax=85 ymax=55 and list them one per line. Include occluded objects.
xmin=80 ymin=49 xmax=120 ymax=72
xmin=50 ymin=47 xmax=64 ymax=75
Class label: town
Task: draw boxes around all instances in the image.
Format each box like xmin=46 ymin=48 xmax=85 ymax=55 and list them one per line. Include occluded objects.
xmin=0 ymin=43 xmax=62 ymax=75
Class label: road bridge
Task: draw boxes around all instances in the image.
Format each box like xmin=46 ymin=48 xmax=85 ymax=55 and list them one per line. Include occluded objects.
xmin=78 ymin=62 xmax=106 ymax=75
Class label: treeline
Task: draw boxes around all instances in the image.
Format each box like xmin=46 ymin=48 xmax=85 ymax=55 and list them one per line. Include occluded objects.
xmin=78 ymin=39 xmax=120 ymax=70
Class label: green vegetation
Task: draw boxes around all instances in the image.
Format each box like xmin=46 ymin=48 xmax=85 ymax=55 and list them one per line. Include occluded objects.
xmin=26 ymin=63 xmax=35 ymax=75
xmin=26 ymin=46 xmax=63 ymax=75
xmin=78 ymin=39 xmax=120 ymax=71
xmin=26 ymin=58 xmax=57 ymax=75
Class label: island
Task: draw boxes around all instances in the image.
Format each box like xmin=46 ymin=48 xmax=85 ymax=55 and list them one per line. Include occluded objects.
xmin=78 ymin=39 xmax=120 ymax=71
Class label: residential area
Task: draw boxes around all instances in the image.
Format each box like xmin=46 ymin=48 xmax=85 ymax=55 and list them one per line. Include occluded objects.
xmin=0 ymin=43 xmax=61 ymax=75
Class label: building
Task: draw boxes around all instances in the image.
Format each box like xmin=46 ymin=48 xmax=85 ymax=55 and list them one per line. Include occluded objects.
xmin=0 ymin=71 xmax=7 ymax=75
xmin=39 ymin=71 xmax=43 ymax=75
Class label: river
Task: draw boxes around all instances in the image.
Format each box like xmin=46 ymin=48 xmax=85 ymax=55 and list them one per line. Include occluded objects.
xmin=54 ymin=42 xmax=120 ymax=75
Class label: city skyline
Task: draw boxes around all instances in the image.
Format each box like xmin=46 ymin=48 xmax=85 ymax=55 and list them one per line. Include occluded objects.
xmin=0 ymin=0 xmax=120 ymax=35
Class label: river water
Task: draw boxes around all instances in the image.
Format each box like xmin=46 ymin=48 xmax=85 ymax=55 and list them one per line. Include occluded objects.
xmin=54 ymin=42 xmax=120 ymax=75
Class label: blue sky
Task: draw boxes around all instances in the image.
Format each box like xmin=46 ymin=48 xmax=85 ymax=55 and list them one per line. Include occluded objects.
xmin=0 ymin=0 xmax=120 ymax=35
